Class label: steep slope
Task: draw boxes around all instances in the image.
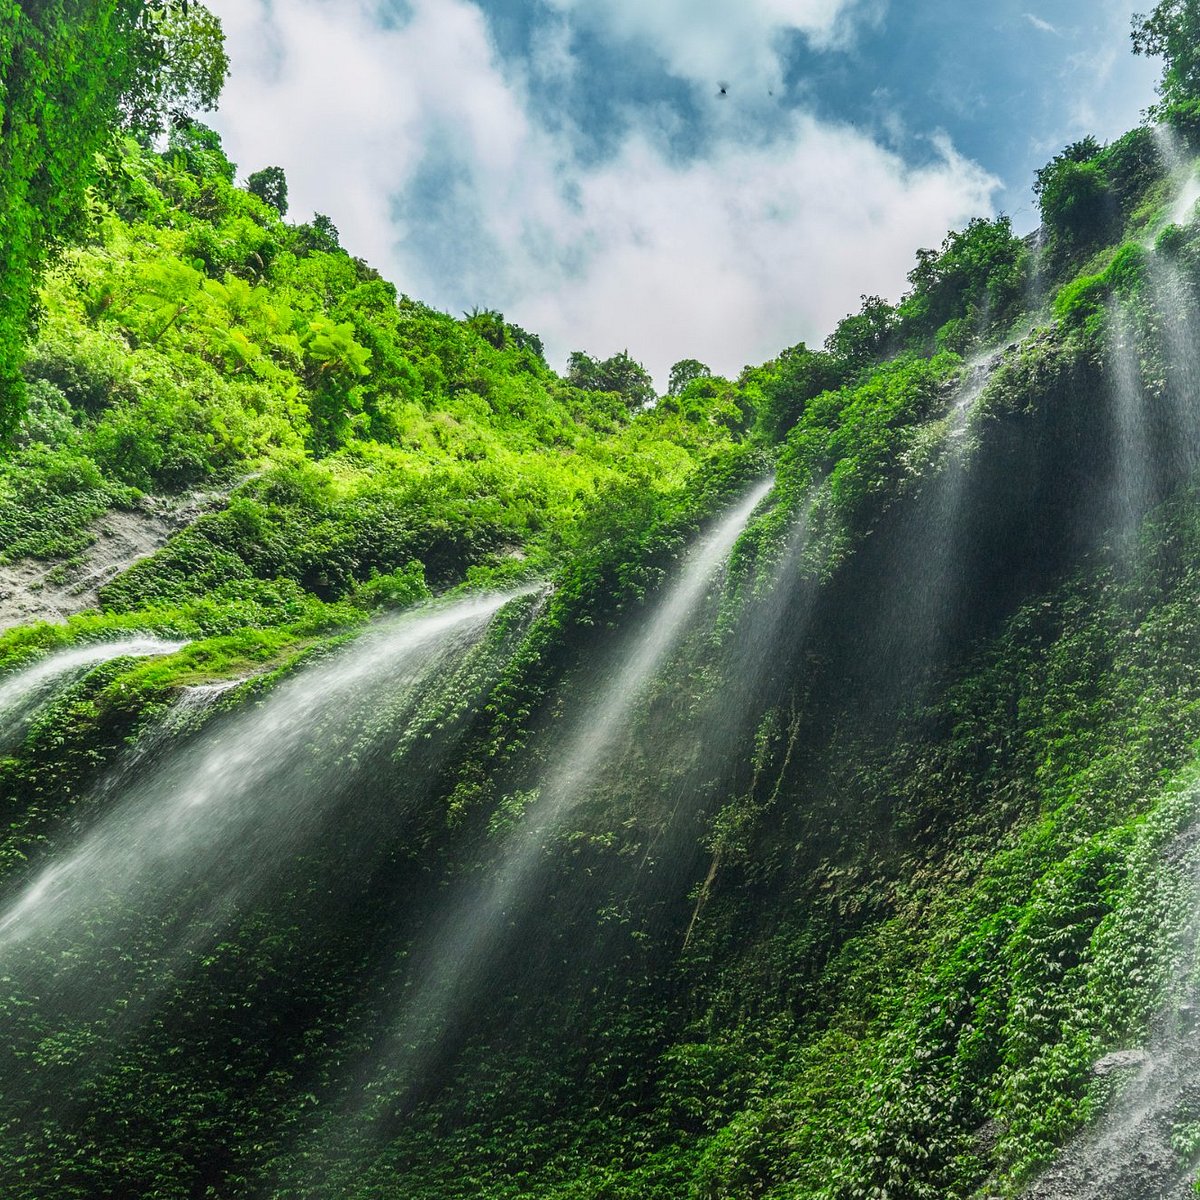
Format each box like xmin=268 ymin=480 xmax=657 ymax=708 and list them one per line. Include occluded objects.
xmin=2 ymin=59 xmax=1200 ymax=1200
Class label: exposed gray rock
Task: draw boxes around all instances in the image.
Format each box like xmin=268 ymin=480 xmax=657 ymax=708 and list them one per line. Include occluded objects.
xmin=1018 ymin=808 xmax=1200 ymax=1200
xmin=0 ymin=488 xmax=223 ymax=632
xmin=1092 ymin=1048 xmax=1150 ymax=1077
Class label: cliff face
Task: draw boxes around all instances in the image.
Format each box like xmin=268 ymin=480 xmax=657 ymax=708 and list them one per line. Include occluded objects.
xmin=1 ymin=113 xmax=1200 ymax=1200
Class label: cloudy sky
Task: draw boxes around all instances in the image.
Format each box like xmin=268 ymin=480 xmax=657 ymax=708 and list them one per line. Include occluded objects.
xmin=205 ymin=0 xmax=1159 ymax=384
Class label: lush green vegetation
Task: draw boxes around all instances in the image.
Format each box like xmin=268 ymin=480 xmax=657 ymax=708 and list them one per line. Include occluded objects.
xmin=3 ymin=2 xmax=1200 ymax=1198
xmin=0 ymin=0 xmax=226 ymax=434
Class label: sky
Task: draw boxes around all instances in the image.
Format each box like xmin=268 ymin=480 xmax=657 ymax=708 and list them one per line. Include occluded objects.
xmin=204 ymin=0 xmax=1161 ymax=385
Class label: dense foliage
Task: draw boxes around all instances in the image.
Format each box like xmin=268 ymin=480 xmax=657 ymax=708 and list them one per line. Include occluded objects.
xmin=3 ymin=6 xmax=1200 ymax=1200
xmin=1134 ymin=0 xmax=1200 ymax=113
xmin=0 ymin=0 xmax=226 ymax=435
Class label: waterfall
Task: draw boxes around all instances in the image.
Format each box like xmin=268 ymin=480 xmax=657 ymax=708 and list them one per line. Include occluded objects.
xmin=680 ymin=490 xmax=822 ymax=948
xmin=949 ymin=349 xmax=999 ymax=435
xmin=1017 ymin=127 xmax=1200 ymax=1200
xmin=1146 ymin=260 xmax=1200 ymax=483
xmin=1103 ymin=127 xmax=1200 ymax=543
xmin=0 ymin=591 xmax=543 ymax=1182
xmin=1169 ymin=170 xmax=1200 ymax=231
xmin=0 ymin=591 xmax=537 ymax=990
xmin=295 ymin=479 xmax=775 ymax=1182
xmin=1025 ymin=224 xmax=1049 ymax=316
xmin=1107 ymin=301 xmax=1158 ymax=537
xmin=863 ymin=351 xmax=999 ymax=687
xmin=0 ymin=636 xmax=186 ymax=745
xmin=1144 ymin=130 xmax=1200 ymax=474
xmin=542 ymin=477 xmax=776 ymax=809
xmin=1153 ymin=124 xmax=1200 ymax=236
xmin=1023 ymin=798 xmax=1200 ymax=1200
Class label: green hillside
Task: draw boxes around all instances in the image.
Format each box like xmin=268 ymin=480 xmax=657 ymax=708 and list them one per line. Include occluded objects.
xmin=3 ymin=4 xmax=1200 ymax=1199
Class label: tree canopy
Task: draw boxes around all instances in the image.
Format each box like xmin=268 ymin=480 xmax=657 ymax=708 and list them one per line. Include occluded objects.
xmin=668 ymin=359 xmax=712 ymax=397
xmin=119 ymin=1 xmax=228 ymax=136
xmin=0 ymin=0 xmax=227 ymax=437
xmin=1133 ymin=0 xmax=1200 ymax=112
xmin=247 ymin=166 xmax=289 ymax=216
xmin=567 ymin=349 xmax=656 ymax=408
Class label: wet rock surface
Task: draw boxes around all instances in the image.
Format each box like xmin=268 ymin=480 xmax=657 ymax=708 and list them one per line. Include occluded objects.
xmin=1091 ymin=1048 xmax=1150 ymax=1076
xmin=0 ymin=489 xmax=221 ymax=631
xmin=1022 ymin=817 xmax=1200 ymax=1200
xmin=1022 ymin=1051 xmax=1200 ymax=1200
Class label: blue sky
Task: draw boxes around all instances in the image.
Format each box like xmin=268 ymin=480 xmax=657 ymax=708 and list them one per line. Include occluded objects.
xmin=206 ymin=0 xmax=1160 ymax=383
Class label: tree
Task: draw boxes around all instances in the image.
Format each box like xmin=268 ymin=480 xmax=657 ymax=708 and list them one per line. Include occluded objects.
xmin=507 ymin=322 xmax=545 ymax=363
xmin=167 ymin=118 xmax=235 ymax=182
xmin=314 ymin=214 xmax=341 ymax=246
xmin=824 ymin=295 xmax=897 ymax=376
xmin=0 ymin=0 xmax=227 ymax=436
xmin=567 ymin=349 xmax=656 ymax=409
xmin=1132 ymin=0 xmax=1200 ymax=112
xmin=461 ymin=308 xmax=546 ymax=362
xmin=1033 ymin=137 xmax=1102 ymax=200
xmin=667 ymin=359 xmax=711 ymax=396
xmin=463 ymin=307 xmax=507 ymax=350
xmin=247 ymin=166 xmax=289 ymax=216
xmin=115 ymin=2 xmax=228 ymax=137
xmin=758 ymin=343 xmax=842 ymax=440
xmin=303 ymin=316 xmax=372 ymax=450
xmin=898 ymin=217 xmax=1026 ymax=347
xmin=1034 ymin=140 xmax=1112 ymax=248
xmin=294 ymin=213 xmax=342 ymax=255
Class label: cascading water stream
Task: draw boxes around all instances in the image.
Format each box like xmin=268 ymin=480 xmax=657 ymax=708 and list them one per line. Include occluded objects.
xmin=1107 ymin=301 xmax=1158 ymax=536
xmin=1169 ymin=170 xmax=1200 ymax=230
xmin=1102 ymin=127 xmax=1200 ymax=552
xmin=1025 ymin=224 xmax=1050 ymax=316
xmin=676 ymin=489 xmax=822 ymax=946
xmin=1153 ymin=124 xmax=1200 ymax=237
xmin=1023 ymin=794 xmax=1200 ymax=1200
xmin=1146 ymin=132 xmax=1200 ymax=471
xmin=0 ymin=590 xmax=544 ymax=1174
xmin=1020 ymin=127 xmax=1200 ymax=1196
xmin=300 ymin=479 xmax=775 ymax=1175
xmin=0 ymin=591 xmax=536 ymax=983
xmin=948 ymin=350 xmax=998 ymax=433
xmin=0 ymin=636 xmax=186 ymax=746
xmin=541 ymin=477 xmax=776 ymax=808
xmin=1156 ymin=272 xmax=1200 ymax=486
xmin=865 ymin=351 xmax=998 ymax=685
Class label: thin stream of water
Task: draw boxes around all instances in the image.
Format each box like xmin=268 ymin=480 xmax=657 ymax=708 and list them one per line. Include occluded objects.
xmin=0 ymin=636 xmax=187 ymax=745
xmin=0 ymin=590 xmax=544 ymax=1162
xmin=1153 ymin=125 xmax=1200 ymax=237
xmin=866 ymin=350 xmax=1001 ymax=685
xmin=1107 ymin=301 xmax=1156 ymax=536
xmin=1022 ymin=127 xmax=1200 ymax=1196
xmin=1105 ymin=127 xmax=1200 ymax=550
xmin=546 ymin=477 xmax=776 ymax=807
xmin=0 ymin=592 xmax=533 ymax=959
xmin=300 ymin=479 xmax=775 ymax=1181
xmin=1024 ymin=806 xmax=1200 ymax=1200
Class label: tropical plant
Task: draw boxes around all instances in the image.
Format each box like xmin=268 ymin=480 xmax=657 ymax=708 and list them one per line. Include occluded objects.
xmin=247 ymin=166 xmax=289 ymax=216
xmin=567 ymin=349 xmax=656 ymax=408
xmin=1133 ymin=0 xmax=1200 ymax=112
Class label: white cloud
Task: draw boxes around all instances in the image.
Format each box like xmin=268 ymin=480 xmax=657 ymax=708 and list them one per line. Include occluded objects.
xmin=1023 ymin=12 xmax=1058 ymax=34
xmin=207 ymin=0 xmax=528 ymax=266
xmin=545 ymin=0 xmax=884 ymax=90
xmin=504 ymin=125 xmax=997 ymax=381
xmin=528 ymin=14 xmax=576 ymax=90
xmin=206 ymin=0 xmax=997 ymax=385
